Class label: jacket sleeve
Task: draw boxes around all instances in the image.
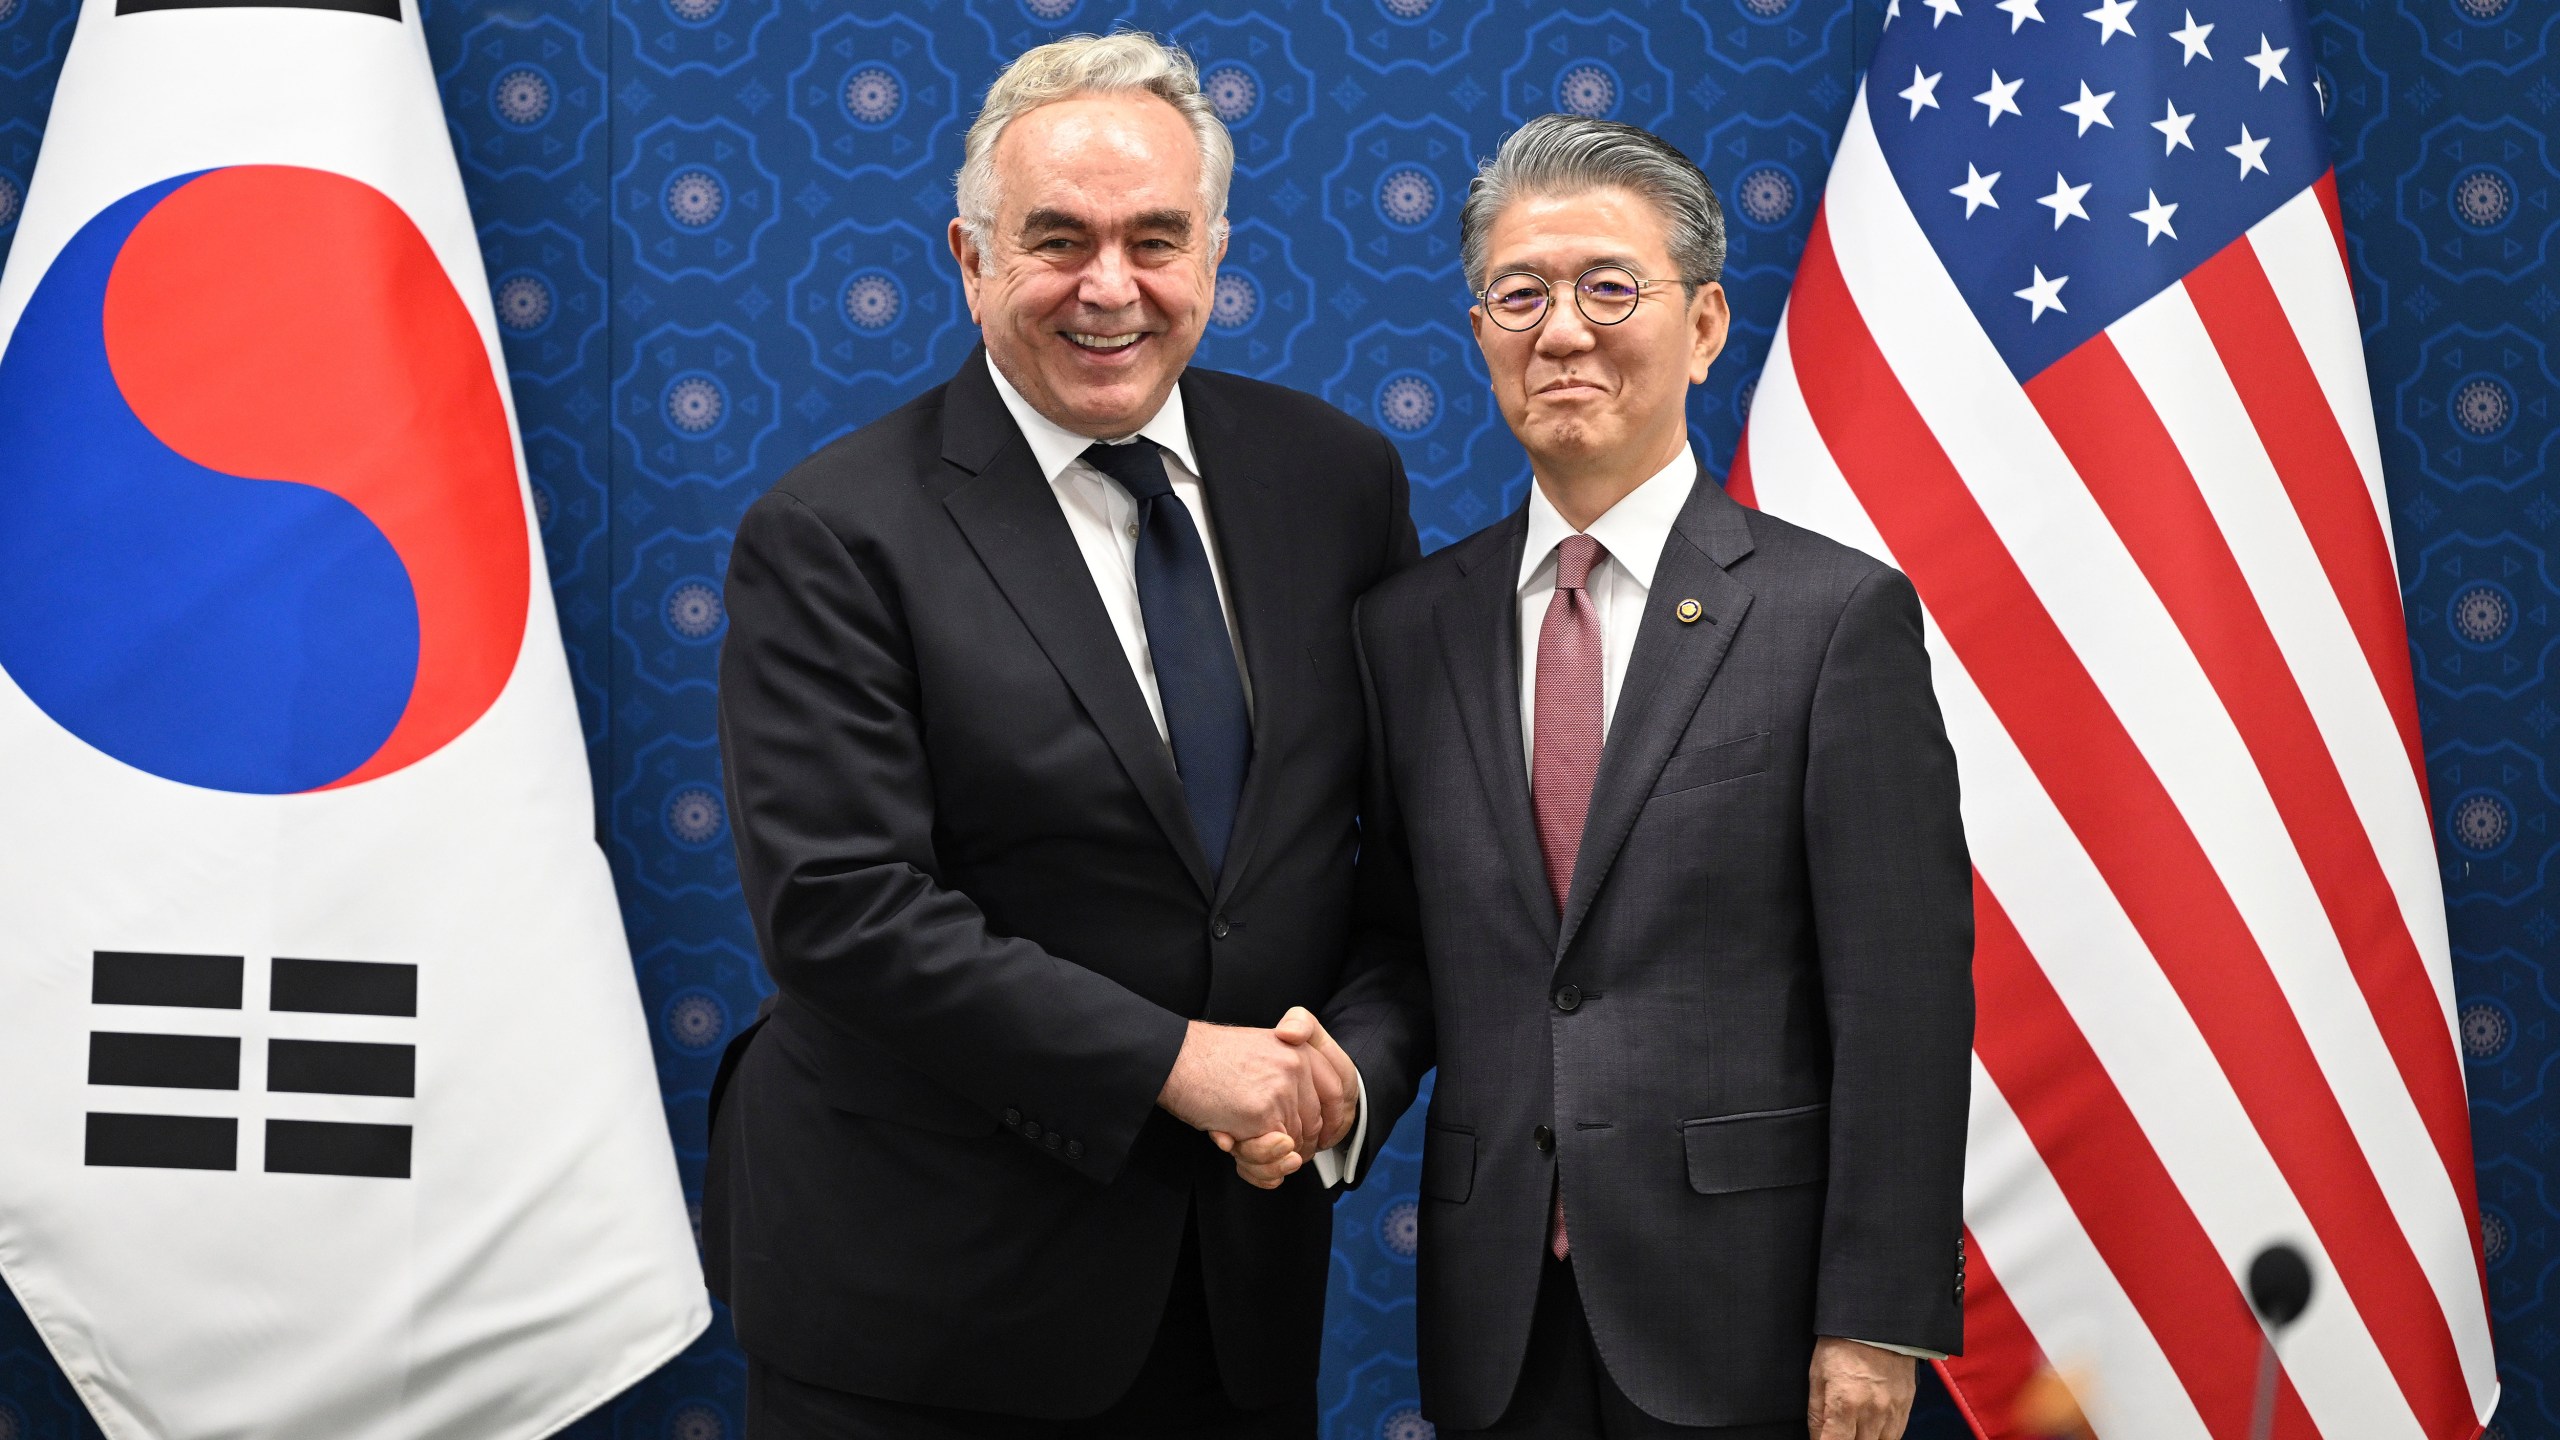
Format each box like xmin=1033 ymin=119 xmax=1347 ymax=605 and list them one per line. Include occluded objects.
xmin=717 ymin=487 xmax=1190 ymax=1186
xmin=1802 ymin=564 xmax=1974 ymax=1354
xmin=1319 ymin=578 xmax=1436 ymax=1187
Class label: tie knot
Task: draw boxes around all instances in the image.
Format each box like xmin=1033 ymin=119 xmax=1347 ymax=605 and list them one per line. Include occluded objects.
xmin=1082 ymin=438 xmax=1174 ymax=502
xmin=1554 ymin=533 xmax=1604 ymax=591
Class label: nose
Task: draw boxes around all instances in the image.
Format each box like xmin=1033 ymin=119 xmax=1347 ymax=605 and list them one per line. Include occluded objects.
xmin=1077 ymin=242 xmax=1143 ymax=313
xmin=1534 ymin=291 xmax=1597 ymax=358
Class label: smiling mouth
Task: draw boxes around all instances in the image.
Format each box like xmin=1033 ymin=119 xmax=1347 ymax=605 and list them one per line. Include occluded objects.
xmin=1065 ymin=331 xmax=1147 ymax=353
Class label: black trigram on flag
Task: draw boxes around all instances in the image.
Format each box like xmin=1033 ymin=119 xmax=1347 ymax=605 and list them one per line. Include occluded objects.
xmin=114 ymin=0 xmax=400 ymax=23
xmin=85 ymin=950 xmax=417 ymax=1178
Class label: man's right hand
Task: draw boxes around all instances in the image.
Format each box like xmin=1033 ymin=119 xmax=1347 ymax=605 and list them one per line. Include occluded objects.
xmin=1177 ymin=1009 xmax=1364 ymax=1189
xmin=1158 ymin=1019 xmax=1329 ymax=1155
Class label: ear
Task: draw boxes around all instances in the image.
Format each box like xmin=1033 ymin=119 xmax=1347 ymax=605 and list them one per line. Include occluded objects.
xmin=948 ymin=217 xmax=986 ymax=325
xmin=1687 ymin=281 xmax=1731 ymax=385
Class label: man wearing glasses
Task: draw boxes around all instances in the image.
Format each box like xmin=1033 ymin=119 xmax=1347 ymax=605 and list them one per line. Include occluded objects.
xmin=1331 ymin=115 xmax=1975 ymax=1437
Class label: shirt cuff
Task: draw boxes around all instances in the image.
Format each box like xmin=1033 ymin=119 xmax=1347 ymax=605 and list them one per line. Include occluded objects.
xmin=1309 ymin=1063 xmax=1370 ymax=1188
xmin=1843 ymin=1337 xmax=1947 ymax=1361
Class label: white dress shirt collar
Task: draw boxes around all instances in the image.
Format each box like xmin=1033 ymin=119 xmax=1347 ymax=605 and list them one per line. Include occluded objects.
xmin=1517 ymin=445 xmax=1698 ymax=593
xmin=985 ymin=351 xmax=1202 ymax=483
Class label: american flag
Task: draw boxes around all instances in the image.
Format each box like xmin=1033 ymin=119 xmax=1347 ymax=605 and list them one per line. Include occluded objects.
xmin=1730 ymin=0 xmax=2498 ymax=1436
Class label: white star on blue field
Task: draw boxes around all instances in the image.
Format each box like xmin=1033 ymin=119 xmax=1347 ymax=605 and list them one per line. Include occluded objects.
xmin=1870 ymin=0 xmax=2330 ymax=380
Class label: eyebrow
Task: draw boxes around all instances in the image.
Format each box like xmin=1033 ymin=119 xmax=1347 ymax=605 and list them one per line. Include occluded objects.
xmin=1016 ymin=208 xmax=1196 ymax=240
xmin=1128 ymin=209 xmax=1195 ymax=239
xmin=1490 ymin=254 xmax=1647 ymax=278
xmin=1019 ymin=208 xmax=1089 ymax=236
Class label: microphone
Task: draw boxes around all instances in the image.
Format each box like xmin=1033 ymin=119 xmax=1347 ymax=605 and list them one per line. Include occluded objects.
xmin=2246 ymin=1243 xmax=2315 ymax=1440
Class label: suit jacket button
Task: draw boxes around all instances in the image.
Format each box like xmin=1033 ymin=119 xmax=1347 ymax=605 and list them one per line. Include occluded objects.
xmin=1066 ymin=1139 xmax=1084 ymax=1160
xmin=1553 ymin=985 xmax=1581 ymax=1013
xmin=1045 ymin=1132 xmax=1062 ymax=1150
xmin=1533 ymin=1124 xmax=1555 ymax=1152
xmin=1211 ymin=916 xmax=1231 ymax=940
xmin=1022 ymin=1120 xmax=1042 ymax=1140
xmin=1003 ymin=1109 xmax=1022 ymax=1128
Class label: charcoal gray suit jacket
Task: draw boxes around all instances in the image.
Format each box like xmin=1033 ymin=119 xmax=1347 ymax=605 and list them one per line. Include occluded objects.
xmin=1352 ymin=474 xmax=1974 ymax=1429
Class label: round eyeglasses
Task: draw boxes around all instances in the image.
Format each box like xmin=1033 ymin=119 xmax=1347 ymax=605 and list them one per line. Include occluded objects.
xmin=1476 ymin=264 xmax=1679 ymax=331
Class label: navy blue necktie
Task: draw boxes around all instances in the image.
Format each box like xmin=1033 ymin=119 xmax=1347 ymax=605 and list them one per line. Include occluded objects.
xmin=1081 ymin=439 xmax=1251 ymax=876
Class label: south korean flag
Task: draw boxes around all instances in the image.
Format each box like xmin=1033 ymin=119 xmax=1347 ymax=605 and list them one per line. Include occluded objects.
xmin=0 ymin=0 xmax=708 ymax=1433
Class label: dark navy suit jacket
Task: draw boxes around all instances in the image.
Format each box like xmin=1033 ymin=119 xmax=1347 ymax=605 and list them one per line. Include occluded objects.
xmin=705 ymin=350 xmax=1427 ymax=1417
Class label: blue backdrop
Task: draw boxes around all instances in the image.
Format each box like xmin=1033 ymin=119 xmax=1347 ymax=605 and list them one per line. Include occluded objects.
xmin=0 ymin=0 xmax=2553 ymax=1437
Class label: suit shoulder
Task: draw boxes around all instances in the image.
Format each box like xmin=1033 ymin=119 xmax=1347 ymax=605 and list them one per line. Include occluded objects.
xmin=1736 ymin=504 xmax=1909 ymax=602
xmin=1187 ymin=368 xmax=1388 ymax=457
xmin=1358 ymin=520 xmax=1504 ymax=631
xmin=759 ymin=384 xmax=951 ymax=525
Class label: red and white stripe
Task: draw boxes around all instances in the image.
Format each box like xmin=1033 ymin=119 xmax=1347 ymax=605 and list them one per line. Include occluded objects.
xmin=1734 ymin=93 xmax=2495 ymax=1440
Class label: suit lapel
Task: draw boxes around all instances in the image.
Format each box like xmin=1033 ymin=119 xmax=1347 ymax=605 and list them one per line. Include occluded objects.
xmin=937 ymin=352 xmax=1216 ymax=899
xmin=1182 ymin=374 xmax=1297 ymax=910
xmin=1557 ymin=481 xmax=1758 ymax=958
xmin=1435 ymin=511 xmax=1561 ymax=954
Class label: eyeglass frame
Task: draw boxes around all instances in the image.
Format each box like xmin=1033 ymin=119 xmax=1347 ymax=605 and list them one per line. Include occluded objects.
xmin=1472 ymin=264 xmax=1691 ymax=332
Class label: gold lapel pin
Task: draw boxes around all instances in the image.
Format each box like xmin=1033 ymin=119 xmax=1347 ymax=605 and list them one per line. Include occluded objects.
xmin=1675 ymin=598 xmax=1704 ymax=625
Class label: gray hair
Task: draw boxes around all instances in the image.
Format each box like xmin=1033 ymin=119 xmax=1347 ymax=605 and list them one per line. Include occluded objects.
xmin=1459 ymin=114 xmax=1726 ymax=294
xmin=954 ymin=31 xmax=1234 ymax=270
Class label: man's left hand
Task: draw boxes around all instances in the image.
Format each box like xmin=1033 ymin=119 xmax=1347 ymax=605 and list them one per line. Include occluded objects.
xmin=1807 ymin=1337 xmax=1915 ymax=1440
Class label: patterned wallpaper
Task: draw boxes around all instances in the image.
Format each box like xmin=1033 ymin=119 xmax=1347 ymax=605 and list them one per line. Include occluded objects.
xmin=0 ymin=1 xmax=2551 ymax=1437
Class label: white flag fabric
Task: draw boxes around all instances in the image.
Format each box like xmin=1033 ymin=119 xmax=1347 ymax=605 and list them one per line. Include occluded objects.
xmin=1733 ymin=0 xmax=2494 ymax=1435
xmin=0 ymin=0 xmax=708 ymax=1434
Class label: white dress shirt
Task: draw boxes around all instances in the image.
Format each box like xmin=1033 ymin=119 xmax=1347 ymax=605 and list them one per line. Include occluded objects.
xmin=1512 ymin=446 xmax=1941 ymax=1362
xmin=985 ymin=355 xmax=1368 ymax=1185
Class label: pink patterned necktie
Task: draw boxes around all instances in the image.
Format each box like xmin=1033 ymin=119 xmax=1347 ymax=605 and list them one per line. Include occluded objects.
xmin=1531 ymin=532 xmax=1605 ymax=1260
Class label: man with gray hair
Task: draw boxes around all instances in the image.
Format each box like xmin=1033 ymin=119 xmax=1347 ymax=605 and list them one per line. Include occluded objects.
xmin=706 ymin=29 xmax=1426 ymax=1439
xmin=1338 ymin=114 xmax=1973 ymax=1437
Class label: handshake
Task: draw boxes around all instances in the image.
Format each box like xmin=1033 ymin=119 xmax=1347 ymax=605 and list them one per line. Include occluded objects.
xmin=1157 ymin=1007 xmax=1360 ymax=1190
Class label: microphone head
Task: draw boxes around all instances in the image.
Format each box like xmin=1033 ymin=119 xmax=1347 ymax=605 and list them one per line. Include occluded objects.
xmin=2248 ymin=1243 xmax=2314 ymax=1327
